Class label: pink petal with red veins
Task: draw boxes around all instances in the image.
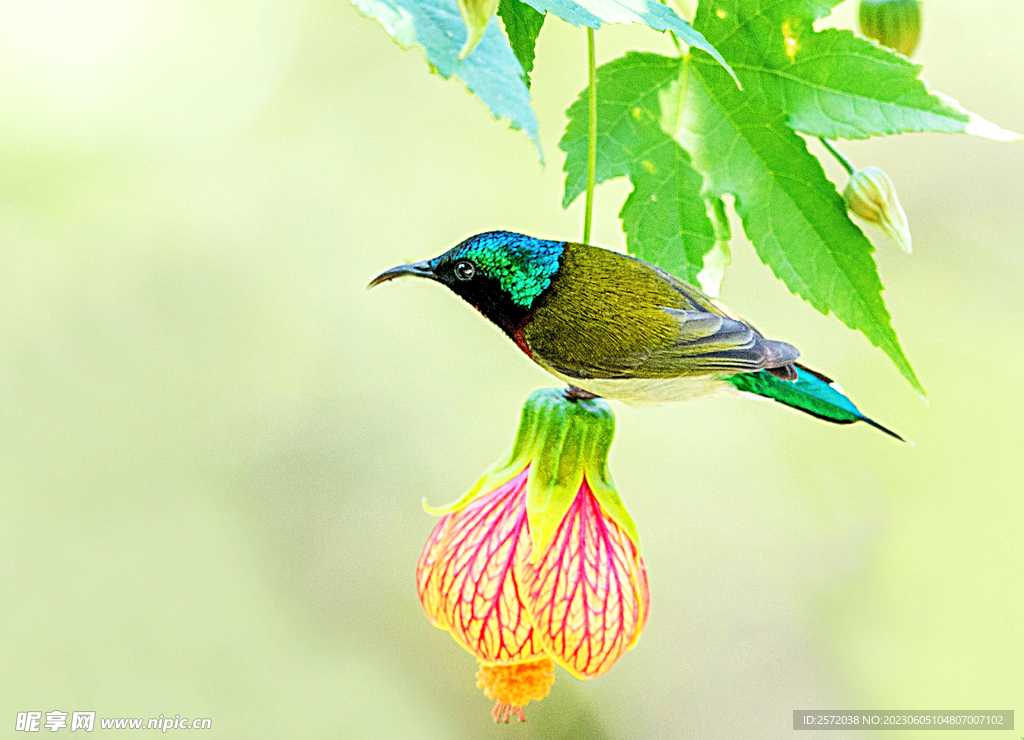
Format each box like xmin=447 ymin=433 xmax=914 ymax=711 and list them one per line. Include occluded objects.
xmin=519 ymin=480 xmax=649 ymax=679
xmin=423 ymin=469 xmax=546 ymax=664
xmin=417 ymin=514 xmax=453 ymax=627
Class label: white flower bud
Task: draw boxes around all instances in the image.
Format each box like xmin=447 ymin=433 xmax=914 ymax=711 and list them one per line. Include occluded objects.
xmin=844 ymin=166 xmax=913 ymax=254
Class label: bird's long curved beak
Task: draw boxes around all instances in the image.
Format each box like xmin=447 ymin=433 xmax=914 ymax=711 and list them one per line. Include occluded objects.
xmin=367 ymin=260 xmax=435 ymax=288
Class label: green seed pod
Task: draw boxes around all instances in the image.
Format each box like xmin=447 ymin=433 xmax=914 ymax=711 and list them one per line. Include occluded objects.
xmin=858 ymin=0 xmax=922 ymax=57
xmin=844 ymin=166 xmax=912 ymax=254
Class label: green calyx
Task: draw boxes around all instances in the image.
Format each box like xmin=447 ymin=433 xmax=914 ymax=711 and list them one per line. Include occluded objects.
xmin=425 ymin=387 xmax=640 ymax=559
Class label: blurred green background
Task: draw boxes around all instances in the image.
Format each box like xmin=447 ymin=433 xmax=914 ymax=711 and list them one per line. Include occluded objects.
xmin=1 ymin=0 xmax=1021 ymax=737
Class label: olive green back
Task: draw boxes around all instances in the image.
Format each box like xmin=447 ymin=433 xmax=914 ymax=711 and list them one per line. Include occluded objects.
xmin=524 ymin=244 xmax=717 ymax=375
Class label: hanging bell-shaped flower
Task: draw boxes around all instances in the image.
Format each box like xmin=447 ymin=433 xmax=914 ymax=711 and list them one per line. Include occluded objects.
xmin=417 ymin=387 xmax=649 ymax=722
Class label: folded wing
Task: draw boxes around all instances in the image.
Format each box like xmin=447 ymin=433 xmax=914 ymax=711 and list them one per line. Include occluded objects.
xmin=524 ymin=243 xmax=799 ymax=381
xmin=542 ymin=307 xmax=798 ymax=379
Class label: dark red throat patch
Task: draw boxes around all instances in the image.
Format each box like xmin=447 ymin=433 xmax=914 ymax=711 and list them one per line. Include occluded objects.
xmin=511 ymin=319 xmax=533 ymax=359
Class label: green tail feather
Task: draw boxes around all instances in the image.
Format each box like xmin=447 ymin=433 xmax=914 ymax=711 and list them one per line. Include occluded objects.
xmin=726 ymin=364 xmax=905 ymax=442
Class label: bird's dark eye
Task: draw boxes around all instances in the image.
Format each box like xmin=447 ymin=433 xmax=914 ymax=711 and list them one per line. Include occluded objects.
xmin=453 ymin=260 xmax=476 ymax=281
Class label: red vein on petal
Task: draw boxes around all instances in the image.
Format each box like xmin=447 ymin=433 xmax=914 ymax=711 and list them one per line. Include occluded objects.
xmin=520 ymin=479 xmax=647 ymax=679
xmin=427 ymin=468 xmax=545 ymax=664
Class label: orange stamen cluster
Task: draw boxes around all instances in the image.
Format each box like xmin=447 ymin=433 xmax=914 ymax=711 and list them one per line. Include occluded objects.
xmin=476 ymin=658 xmax=555 ymax=723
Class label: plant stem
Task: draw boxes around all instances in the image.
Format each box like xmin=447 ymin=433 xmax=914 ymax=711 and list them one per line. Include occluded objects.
xmin=819 ymin=137 xmax=855 ymax=175
xmin=583 ymin=28 xmax=597 ymax=245
xmin=668 ymin=30 xmax=682 ymax=54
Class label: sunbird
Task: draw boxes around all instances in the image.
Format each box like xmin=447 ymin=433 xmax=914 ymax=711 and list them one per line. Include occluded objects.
xmin=370 ymin=231 xmax=902 ymax=440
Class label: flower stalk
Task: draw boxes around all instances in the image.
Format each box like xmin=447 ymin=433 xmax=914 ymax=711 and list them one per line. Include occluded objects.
xmin=583 ymin=28 xmax=597 ymax=245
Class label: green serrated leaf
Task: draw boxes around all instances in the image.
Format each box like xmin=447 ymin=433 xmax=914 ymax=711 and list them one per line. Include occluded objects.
xmin=518 ymin=0 xmax=737 ymax=84
xmin=677 ymin=54 xmax=924 ymax=394
xmin=619 ymin=137 xmax=716 ymax=284
xmin=497 ymin=0 xmax=545 ymax=87
xmin=353 ymin=0 xmax=541 ymax=155
xmin=561 ymin=53 xmax=683 ymax=207
xmin=696 ymin=195 xmax=732 ymax=297
xmin=693 ymin=0 xmax=1020 ymax=141
xmin=560 ymin=53 xmax=715 ymax=282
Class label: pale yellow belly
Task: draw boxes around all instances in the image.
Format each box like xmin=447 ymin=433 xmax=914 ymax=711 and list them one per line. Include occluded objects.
xmin=542 ymin=368 xmax=735 ymax=406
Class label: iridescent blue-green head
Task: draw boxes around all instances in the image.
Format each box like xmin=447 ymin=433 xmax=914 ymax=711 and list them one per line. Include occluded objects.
xmin=368 ymin=231 xmax=565 ymax=333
